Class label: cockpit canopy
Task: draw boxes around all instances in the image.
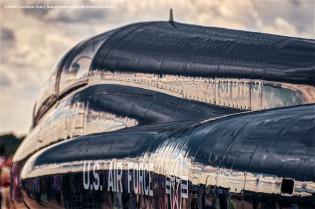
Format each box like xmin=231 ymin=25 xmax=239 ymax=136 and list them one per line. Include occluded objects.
xmin=33 ymin=31 xmax=114 ymax=126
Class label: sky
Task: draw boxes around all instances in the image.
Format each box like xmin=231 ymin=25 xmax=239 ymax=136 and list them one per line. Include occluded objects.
xmin=0 ymin=0 xmax=314 ymax=135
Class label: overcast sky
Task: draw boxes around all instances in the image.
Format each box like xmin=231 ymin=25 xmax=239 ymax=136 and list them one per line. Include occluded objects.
xmin=0 ymin=0 xmax=314 ymax=135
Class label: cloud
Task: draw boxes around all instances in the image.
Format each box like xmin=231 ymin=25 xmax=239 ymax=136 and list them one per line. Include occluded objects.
xmin=0 ymin=26 xmax=16 ymax=63
xmin=0 ymin=26 xmax=15 ymax=43
xmin=0 ymin=72 xmax=12 ymax=88
xmin=262 ymin=17 xmax=298 ymax=37
xmin=18 ymin=0 xmax=108 ymax=23
xmin=0 ymin=81 xmax=35 ymax=134
xmin=44 ymin=8 xmax=107 ymax=23
xmin=21 ymin=4 xmax=50 ymax=18
xmin=253 ymin=0 xmax=314 ymax=34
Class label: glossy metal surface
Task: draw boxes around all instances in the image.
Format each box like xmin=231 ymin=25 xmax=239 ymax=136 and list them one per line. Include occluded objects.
xmin=12 ymin=20 xmax=315 ymax=209
xmin=14 ymin=84 xmax=239 ymax=162
xmin=33 ymin=21 xmax=315 ymax=125
xmin=15 ymin=105 xmax=315 ymax=209
xmin=92 ymin=22 xmax=315 ymax=85
xmin=90 ymin=72 xmax=315 ymax=110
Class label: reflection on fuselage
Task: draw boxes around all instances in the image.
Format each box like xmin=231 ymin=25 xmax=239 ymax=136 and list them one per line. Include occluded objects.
xmin=90 ymin=71 xmax=315 ymax=110
xmin=14 ymin=93 xmax=139 ymax=162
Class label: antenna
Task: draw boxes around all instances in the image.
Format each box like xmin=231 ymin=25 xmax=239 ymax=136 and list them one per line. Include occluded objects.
xmin=169 ymin=8 xmax=174 ymax=23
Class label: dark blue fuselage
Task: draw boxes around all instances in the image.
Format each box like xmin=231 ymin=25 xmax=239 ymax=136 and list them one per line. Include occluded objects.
xmin=11 ymin=21 xmax=315 ymax=209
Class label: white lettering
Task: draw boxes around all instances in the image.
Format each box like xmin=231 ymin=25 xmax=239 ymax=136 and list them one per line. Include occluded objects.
xmin=107 ymin=162 xmax=115 ymax=192
xmin=116 ymin=162 xmax=123 ymax=192
xmin=93 ymin=162 xmax=100 ymax=190
xmin=83 ymin=161 xmax=90 ymax=190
